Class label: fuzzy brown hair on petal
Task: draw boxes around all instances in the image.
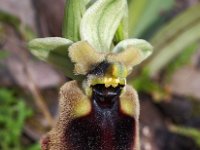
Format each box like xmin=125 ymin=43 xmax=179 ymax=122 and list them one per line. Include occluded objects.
xmin=68 ymin=41 xmax=105 ymax=75
xmin=107 ymin=47 xmax=142 ymax=72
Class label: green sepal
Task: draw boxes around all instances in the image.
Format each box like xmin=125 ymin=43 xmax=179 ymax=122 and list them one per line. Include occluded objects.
xmin=28 ymin=37 xmax=83 ymax=80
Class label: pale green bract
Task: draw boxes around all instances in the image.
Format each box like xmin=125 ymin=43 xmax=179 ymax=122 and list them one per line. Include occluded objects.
xmin=28 ymin=0 xmax=153 ymax=80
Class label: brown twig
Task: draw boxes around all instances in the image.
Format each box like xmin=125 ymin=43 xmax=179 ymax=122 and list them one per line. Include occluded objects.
xmin=25 ymin=69 xmax=54 ymax=127
xmin=20 ymin=42 xmax=54 ymax=127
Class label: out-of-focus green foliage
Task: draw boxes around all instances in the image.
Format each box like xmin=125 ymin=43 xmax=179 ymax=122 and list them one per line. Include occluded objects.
xmin=129 ymin=2 xmax=200 ymax=145
xmin=132 ymin=44 xmax=198 ymax=100
xmin=0 ymin=23 xmax=5 ymax=39
xmin=128 ymin=0 xmax=174 ymax=37
xmin=0 ymin=50 xmax=9 ymax=60
xmin=27 ymin=144 xmax=40 ymax=150
xmin=0 ymin=10 xmax=20 ymax=30
xmin=0 ymin=88 xmax=39 ymax=150
xmin=132 ymin=3 xmax=200 ymax=101
xmin=0 ymin=10 xmax=35 ymax=41
xmin=147 ymin=4 xmax=200 ymax=76
xmin=128 ymin=1 xmax=200 ymax=82
xmin=131 ymin=69 xmax=168 ymax=101
xmin=132 ymin=43 xmax=198 ymax=99
xmin=170 ymin=125 xmax=200 ymax=147
xmin=164 ymin=44 xmax=198 ymax=81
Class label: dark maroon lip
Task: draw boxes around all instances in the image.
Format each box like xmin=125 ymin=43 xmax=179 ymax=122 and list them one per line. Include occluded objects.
xmin=64 ymin=84 xmax=135 ymax=150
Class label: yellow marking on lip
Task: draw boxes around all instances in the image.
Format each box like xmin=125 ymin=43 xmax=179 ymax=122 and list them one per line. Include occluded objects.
xmin=74 ymin=98 xmax=91 ymax=117
xmin=120 ymin=98 xmax=135 ymax=117
xmin=89 ymin=76 xmax=126 ymax=87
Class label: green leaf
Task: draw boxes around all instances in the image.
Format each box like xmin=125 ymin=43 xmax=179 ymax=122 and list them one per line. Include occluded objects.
xmin=80 ymin=0 xmax=127 ymax=52
xmin=147 ymin=4 xmax=200 ymax=76
xmin=63 ymin=0 xmax=90 ymax=41
xmin=28 ymin=37 xmax=83 ymax=80
xmin=128 ymin=0 xmax=174 ymax=37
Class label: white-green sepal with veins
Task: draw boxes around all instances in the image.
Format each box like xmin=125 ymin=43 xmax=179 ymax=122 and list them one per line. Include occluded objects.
xmin=28 ymin=37 xmax=82 ymax=80
xmin=80 ymin=0 xmax=127 ymax=52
